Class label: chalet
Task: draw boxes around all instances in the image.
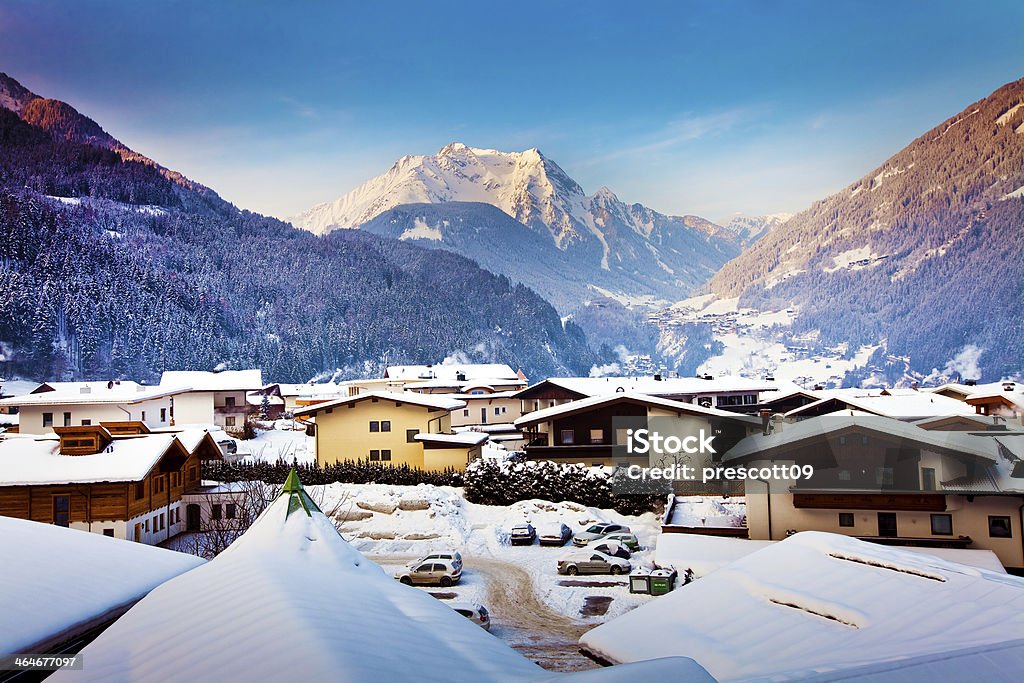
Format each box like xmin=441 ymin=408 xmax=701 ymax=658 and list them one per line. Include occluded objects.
xmin=966 ymin=389 xmax=1024 ymax=421
xmin=0 ymin=380 xmax=191 ymax=435
xmin=159 ymin=369 xmax=263 ymax=435
xmin=515 ymin=375 xmax=779 ymax=417
xmin=0 ymin=422 xmax=222 ymax=544
xmin=514 ymin=392 xmax=762 ymax=469
xmin=0 ymin=379 xmax=36 ymax=433
xmin=295 ymin=391 xmax=486 ymax=471
xmin=723 ymin=415 xmax=1024 ymax=569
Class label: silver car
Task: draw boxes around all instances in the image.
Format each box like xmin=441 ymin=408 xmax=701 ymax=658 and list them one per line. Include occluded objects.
xmin=572 ymin=522 xmax=630 ymax=547
xmin=557 ymin=550 xmax=631 ymax=576
xmin=450 ymin=602 xmax=491 ymax=631
xmin=396 ymin=559 xmax=462 ymax=586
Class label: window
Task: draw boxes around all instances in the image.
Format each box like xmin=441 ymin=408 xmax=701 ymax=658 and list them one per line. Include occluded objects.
xmin=81 ymin=419 xmax=92 ymax=426
xmin=838 ymin=513 xmax=855 ymax=527
xmin=381 ymin=450 xmax=392 ymax=461
xmin=212 ymin=504 xmax=222 ymax=520
xmin=160 ymin=408 xmax=167 ymax=422
xmin=463 ymin=409 xmax=469 ymax=416
xmin=875 ymin=467 xmax=894 ymax=486
xmin=63 ymin=411 xmax=72 ymax=427
xmin=189 ymin=465 xmax=198 ymax=481
xmin=135 ymin=482 xmax=145 ymax=500
xmin=406 ymin=429 xmax=419 ymax=443
xmin=154 ymin=477 xmax=165 ymax=494
xmin=370 ymin=449 xmax=381 ymax=461
xmin=369 ymin=421 xmax=380 ymax=432
xmin=42 ymin=412 xmax=53 ymax=427
xmin=159 ymin=513 xmax=165 ymax=530
xmin=589 ymin=429 xmax=604 ymax=444
xmin=53 ymin=495 xmax=70 ymax=528
xmin=176 ymin=508 xmax=181 ymax=523
xmin=225 ymin=416 xmax=236 ymax=427
xmin=838 ymin=469 xmax=851 ymax=481
xmin=990 ymin=516 xmax=1012 ymax=538
xmin=226 ymin=503 xmax=237 ymax=519
xmin=560 ymin=429 xmax=575 ymax=445
xmin=922 ymin=467 xmax=937 ymax=491
xmin=743 ymin=394 xmax=757 ymax=405
xmin=141 ymin=410 xmax=146 ymax=421
xmin=103 ymin=528 xmax=114 ymax=537
xmin=145 ymin=519 xmax=149 ymax=532
xmin=224 ymin=396 xmax=236 ymax=407
xmin=381 ymin=421 xmax=391 ymax=432
xmin=931 ymin=514 xmax=953 ymax=535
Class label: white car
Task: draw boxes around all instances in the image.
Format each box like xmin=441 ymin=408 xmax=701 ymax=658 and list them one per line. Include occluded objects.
xmin=572 ymin=522 xmax=630 ymax=547
xmin=450 ymin=602 xmax=490 ymax=631
xmin=407 ymin=550 xmax=463 ymax=572
xmin=557 ymin=550 xmax=631 ymax=576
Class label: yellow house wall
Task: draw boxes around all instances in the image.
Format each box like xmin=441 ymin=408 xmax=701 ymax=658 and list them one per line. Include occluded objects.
xmin=451 ymin=396 xmax=522 ymax=427
xmin=423 ymin=445 xmax=481 ymax=471
xmin=314 ymin=400 xmax=453 ymax=470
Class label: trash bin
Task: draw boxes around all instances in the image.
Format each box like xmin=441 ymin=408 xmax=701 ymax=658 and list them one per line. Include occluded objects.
xmin=629 ymin=568 xmax=651 ymax=594
xmin=649 ymin=568 xmax=677 ymax=595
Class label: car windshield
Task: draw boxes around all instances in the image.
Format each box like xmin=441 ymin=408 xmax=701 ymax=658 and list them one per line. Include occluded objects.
xmin=586 ymin=525 xmax=605 ymax=533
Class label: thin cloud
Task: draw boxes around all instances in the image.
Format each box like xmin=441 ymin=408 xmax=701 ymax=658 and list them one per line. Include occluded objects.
xmin=585 ymin=108 xmax=751 ymax=165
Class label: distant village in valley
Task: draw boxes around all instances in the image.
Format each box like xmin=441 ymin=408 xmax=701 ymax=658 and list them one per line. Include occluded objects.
xmin=2 ymin=363 xmax=1024 ymax=681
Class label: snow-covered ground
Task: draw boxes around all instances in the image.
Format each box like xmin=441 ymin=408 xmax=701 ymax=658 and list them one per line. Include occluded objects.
xmin=666 ymin=495 xmax=746 ymax=527
xmin=241 ymin=426 xmax=315 ymax=464
xmin=314 ymin=483 xmax=664 ymax=624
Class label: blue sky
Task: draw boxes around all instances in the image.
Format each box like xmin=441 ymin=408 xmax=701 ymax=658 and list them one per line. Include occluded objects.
xmin=2 ymin=1 xmax=1022 ymax=222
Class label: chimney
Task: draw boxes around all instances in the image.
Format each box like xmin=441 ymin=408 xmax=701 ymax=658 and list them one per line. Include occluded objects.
xmin=653 ymin=373 xmax=662 ymax=382
xmin=759 ymin=409 xmax=772 ymax=436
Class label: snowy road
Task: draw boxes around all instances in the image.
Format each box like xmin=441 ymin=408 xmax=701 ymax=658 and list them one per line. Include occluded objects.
xmin=370 ymin=554 xmax=597 ymax=672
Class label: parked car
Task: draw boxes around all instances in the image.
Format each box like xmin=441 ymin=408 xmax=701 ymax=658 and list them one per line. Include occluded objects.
xmin=596 ymin=531 xmax=641 ymax=552
xmin=510 ymin=523 xmax=536 ymax=546
xmin=396 ymin=559 xmax=462 ymax=586
xmin=538 ymin=523 xmax=573 ymax=546
xmin=557 ymin=550 xmax=631 ymax=576
xmin=407 ymin=550 xmax=463 ymax=572
xmin=450 ymin=602 xmax=491 ymax=631
xmin=572 ymin=522 xmax=630 ymax=547
xmin=591 ymin=541 xmax=631 ymax=559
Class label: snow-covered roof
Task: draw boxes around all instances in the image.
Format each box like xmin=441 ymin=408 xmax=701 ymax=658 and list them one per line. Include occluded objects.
xmin=0 ymin=516 xmax=203 ymax=654
xmin=523 ymin=375 xmax=778 ymax=399
xmin=0 ymin=433 xmax=181 ymax=485
xmin=0 ymin=383 xmax=188 ymax=407
xmin=515 ymin=392 xmax=761 ymax=428
xmin=724 ymin=415 xmax=998 ymax=464
xmin=966 ymin=391 xmax=1024 ymax=409
xmin=294 ymin=390 xmax=466 ymax=416
xmin=56 ymin=471 xmax=706 ymax=682
xmin=450 ymin=389 xmax=522 ymax=399
xmin=785 ymin=388 xmax=977 ymax=419
xmin=415 ymin=432 xmax=489 ymax=446
xmin=160 ymin=369 xmax=263 ymax=392
xmin=385 ymin=363 xmax=520 ymax=382
xmin=580 ymin=531 xmax=1024 ymax=682
xmin=654 ymin=533 xmax=1007 ymax=576
xmin=927 ymin=381 xmax=1023 ymax=399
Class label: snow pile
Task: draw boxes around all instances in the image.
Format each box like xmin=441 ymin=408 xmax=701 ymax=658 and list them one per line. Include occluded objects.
xmin=581 ymin=531 xmax=1024 ymax=681
xmin=0 ymin=517 xmax=204 ymax=654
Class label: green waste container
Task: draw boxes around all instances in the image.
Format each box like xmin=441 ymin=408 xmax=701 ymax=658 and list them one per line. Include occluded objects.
xmin=649 ymin=568 xmax=677 ymax=595
xmin=629 ymin=569 xmax=651 ymax=594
